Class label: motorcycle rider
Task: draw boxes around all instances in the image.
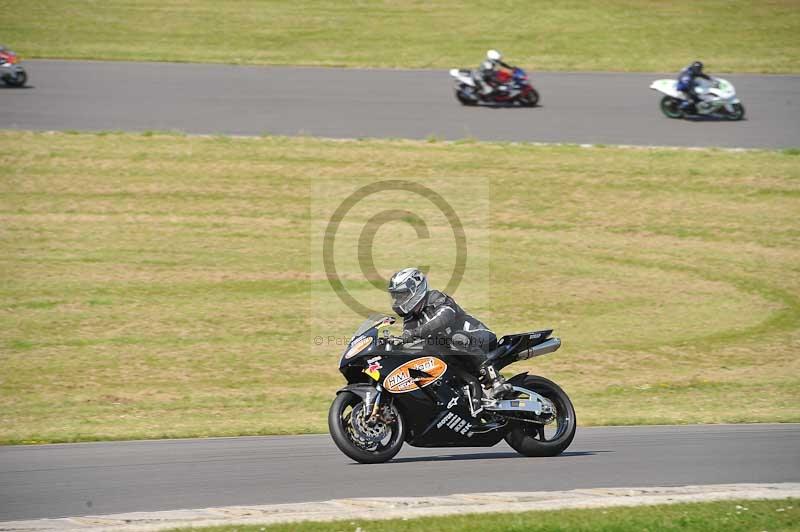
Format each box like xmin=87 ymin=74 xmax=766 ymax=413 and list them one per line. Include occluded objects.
xmin=477 ymin=49 xmax=514 ymax=96
xmin=677 ymin=60 xmax=712 ymax=111
xmin=388 ymin=268 xmax=511 ymax=409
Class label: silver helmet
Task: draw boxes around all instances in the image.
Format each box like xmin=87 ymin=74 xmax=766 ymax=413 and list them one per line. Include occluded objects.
xmin=388 ymin=268 xmax=428 ymax=317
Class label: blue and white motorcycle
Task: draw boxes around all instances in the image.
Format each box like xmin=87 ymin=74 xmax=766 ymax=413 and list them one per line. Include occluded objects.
xmin=650 ymin=77 xmax=745 ymax=120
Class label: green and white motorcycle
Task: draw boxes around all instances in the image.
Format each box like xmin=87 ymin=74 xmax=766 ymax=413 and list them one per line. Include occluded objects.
xmin=650 ymin=77 xmax=745 ymax=120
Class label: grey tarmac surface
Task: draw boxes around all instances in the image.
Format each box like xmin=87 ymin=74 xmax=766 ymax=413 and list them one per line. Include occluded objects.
xmin=1 ymin=424 xmax=798 ymax=521
xmin=1 ymin=60 xmax=798 ymax=148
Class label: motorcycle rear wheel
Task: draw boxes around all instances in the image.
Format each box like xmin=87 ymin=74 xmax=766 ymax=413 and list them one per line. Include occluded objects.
xmin=3 ymin=70 xmax=27 ymax=87
xmin=455 ymin=88 xmax=477 ymax=106
xmin=504 ymin=375 xmax=576 ymax=457
xmin=328 ymin=391 xmax=405 ymax=464
xmin=660 ymin=96 xmax=684 ymax=119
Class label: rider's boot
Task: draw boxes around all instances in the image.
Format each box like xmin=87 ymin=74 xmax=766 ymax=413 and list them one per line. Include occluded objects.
xmin=681 ymin=92 xmax=700 ymax=113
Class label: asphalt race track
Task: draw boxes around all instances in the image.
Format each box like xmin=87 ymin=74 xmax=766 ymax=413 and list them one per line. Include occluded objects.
xmin=1 ymin=424 xmax=798 ymax=521
xmin=1 ymin=63 xmax=799 ymax=524
xmin=1 ymin=60 xmax=798 ymax=148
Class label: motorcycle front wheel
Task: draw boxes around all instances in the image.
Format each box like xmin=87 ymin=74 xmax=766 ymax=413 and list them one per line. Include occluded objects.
xmin=520 ymin=88 xmax=540 ymax=107
xmin=3 ymin=70 xmax=27 ymax=87
xmin=328 ymin=391 xmax=405 ymax=464
xmin=660 ymin=96 xmax=684 ymax=119
xmin=728 ymin=103 xmax=745 ymax=121
xmin=504 ymin=375 xmax=576 ymax=457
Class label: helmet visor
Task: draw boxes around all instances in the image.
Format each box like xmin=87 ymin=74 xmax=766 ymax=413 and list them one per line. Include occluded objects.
xmin=389 ymin=288 xmax=414 ymax=311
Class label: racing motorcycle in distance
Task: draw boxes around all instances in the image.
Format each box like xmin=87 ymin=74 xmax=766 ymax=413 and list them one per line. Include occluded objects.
xmin=0 ymin=46 xmax=27 ymax=87
xmin=329 ymin=315 xmax=576 ymax=463
xmin=449 ymin=67 xmax=539 ymax=106
xmin=650 ymin=77 xmax=744 ymax=120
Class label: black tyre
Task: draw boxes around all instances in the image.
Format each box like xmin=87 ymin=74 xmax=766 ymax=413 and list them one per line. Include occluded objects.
xmin=4 ymin=70 xmax=27 ymax=87
xmin=520 ymin=88 xmax=539 ymax=107
xmin=660 ymin=96 xmax=684 ymax=119
xmin=728 ymin=103 xmax=745 ymax=121
xmin=504 ymin=375 xmax=576 ymax=457
xmin=455 ymin=88 xmax=477 ymax=106
xmin=328 ymin=391 xmax=405 ymax=464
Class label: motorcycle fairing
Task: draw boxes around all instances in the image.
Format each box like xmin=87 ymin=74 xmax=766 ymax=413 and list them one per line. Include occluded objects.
xmin=449 ymin=68 xmax=476 ymax=87
xmin=338 ymin=315 xmax=396 ymax=377
xmin=650 ymin=79 xmax=683 ymax=99
xmin=393 ymin=372 xmax=506 ymax=447
xmin=650 ymin=77 xmax=741 ymax=109
xmin=340 ymin=343 xmax=498 ymax=446
xmin=382 ymin=356 xmax=448 ymax=393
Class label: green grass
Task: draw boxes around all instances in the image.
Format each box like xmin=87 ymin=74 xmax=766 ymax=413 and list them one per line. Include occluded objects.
xmin=170 ymin=498 xmax=800 ymax=532
xmin=4 ymin=0 xmax=800 ymax=73
xmin=1 ymin=131 xmax=799 ymax=444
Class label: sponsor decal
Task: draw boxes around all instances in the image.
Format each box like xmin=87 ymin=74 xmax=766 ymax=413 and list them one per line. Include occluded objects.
xmin=383 ymin=356 xmax=447 ymax=394
xmin=447 ymin=396 xmax=458 ymax=409
xmin=364 ymin=360 xmax=383 ymax=381
xmin=375 ymin=316 xmax=396 ymax=329
xmin=343 ymin=335 xmax=373 ymax=359
xmin=436 ymin=412 xmax=472 ymax=435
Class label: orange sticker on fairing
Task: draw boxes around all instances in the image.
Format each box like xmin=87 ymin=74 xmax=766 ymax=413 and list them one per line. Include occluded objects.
xmin=383 ymin=356 xmax=448 ymax=394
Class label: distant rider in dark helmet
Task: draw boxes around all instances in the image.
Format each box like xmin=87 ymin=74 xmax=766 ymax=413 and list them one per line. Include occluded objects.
xmin=388 ymin=268 xmax=511 ymax=406
xmin=677 ymin=60 xmax=712 ymax=111
xmin=477 ymin=49 xmax=514 ymax=96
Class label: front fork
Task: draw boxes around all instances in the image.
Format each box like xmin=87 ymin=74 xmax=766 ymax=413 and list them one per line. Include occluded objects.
xmin=363 ymin=384 xmax=383 ymax=423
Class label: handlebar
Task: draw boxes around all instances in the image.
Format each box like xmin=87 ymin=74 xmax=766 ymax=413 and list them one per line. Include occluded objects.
xmin=383 ymin=334 xmax=423 ymax=347
xmin=383 ymin=334 xmax=405 ymax=346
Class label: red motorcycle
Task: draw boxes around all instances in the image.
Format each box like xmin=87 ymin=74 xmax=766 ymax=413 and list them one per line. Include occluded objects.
xmin=0 ymin=46 xmax=27 ymax=87
xmin=449 ymin=66 xmax=539 ymax=106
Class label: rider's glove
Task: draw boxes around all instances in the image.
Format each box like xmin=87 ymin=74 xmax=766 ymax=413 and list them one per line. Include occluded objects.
xmin=401 ymin=328 xmax=417 ymax=343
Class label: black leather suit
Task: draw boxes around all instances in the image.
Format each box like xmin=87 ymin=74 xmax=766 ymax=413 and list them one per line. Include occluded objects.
xmin=402 ymin=290 xmax=497 ymax=361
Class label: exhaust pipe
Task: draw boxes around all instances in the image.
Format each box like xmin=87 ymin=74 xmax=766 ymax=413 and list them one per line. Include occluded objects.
xmin=517 ymin=337 xmax=561 ymax=361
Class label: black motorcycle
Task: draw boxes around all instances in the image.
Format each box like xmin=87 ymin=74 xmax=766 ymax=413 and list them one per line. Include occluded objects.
xmin=329 ymin=315 xmax=576 ymax=463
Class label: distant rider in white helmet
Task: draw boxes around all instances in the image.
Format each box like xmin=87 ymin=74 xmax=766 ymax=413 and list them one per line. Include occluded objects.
xmin=477 ymin=49 xmax=514 ymax=96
